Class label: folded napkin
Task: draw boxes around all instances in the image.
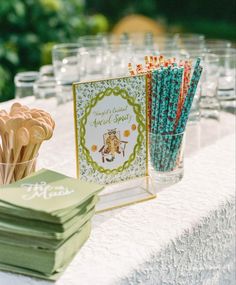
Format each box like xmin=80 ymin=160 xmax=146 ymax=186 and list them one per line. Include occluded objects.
xmin=0 ymin=207 xmax=95 ymax=248
xmin=0 ymin=169 xmax=103 ymax=280
xmin=0 ymin=221 xmax=91 ymax=279
xmin=0 ymin=195 xmax=98 ymax=233
xmin=0 ymin=169 xmax=103 ymax=215
xmin=0 ymin=195 xmax=97 ymax=224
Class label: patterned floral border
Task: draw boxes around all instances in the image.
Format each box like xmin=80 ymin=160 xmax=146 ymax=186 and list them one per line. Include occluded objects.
xmin=73 ymin=75 xmax=147 ymax=184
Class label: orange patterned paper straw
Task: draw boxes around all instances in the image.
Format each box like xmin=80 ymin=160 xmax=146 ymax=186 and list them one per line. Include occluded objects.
xmin=176 ymin=60 xmax=192 ymax=124
xmin=128 ymin=63 xmax=136 ymax=76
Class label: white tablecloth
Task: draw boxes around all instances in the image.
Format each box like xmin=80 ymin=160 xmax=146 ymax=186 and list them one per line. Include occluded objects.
xmin=0 ymin=97 xmax=235 ymax=285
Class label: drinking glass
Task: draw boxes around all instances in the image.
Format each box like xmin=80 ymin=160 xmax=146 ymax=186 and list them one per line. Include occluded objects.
xmin=0 ymin=157 xmax=37 ymax=185
xmin=33 ymin=78 xmax=57 ymax=99
xmin=205 ymin=39 xmax=231 ymax=50
xmin=174 ymin=33 xmax=205 ymax=50
xmin=124 ymin=32 xmax=149 ymax=48
xmin=52 ymin=43 xmax=81 ymax=103
xmin=208 ymin=48 xmax=236 ymax=106
xmin=14 ymin=72 xmax=39 ymax=98
xmin=129 ymin=46 xmax=159 ymax=68
xmin=149 ymin=132 xmax=185 ymax=185
xmin=143 ymin=34 xmax=176 ymax=52
xmin=39 ymin=65 xmax=54 ymax=78
xmin=106 ymin=43 xmax=133 ymax=77
xmin=78 ymin=37 xmax=109 ymax=81
xmin=200 ymin=53 xmax=220 ymax=120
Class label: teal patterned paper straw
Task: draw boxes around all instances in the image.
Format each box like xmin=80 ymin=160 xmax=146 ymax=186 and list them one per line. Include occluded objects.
xmin=168 ymin=60 xmax=203 ymax=170
xmin=167 ymin=133 xmax=184 ymax=171
xmin=153 ymin=68 xmax=164 ymax=134
xmin=165 ymin=67 xmax=184 ymax=134
xmin=151 ymin=66 xmax=174 ymax=171
xmin=160 ymin=67 xmax=184 ymax=171
xmin=175 ymin=58 xmax=202 ymax=133
xmin=151 ymin=70 xmax=159 ymax=134
xmin=157 ymin=66 xmax=175 ymax=169
xmin=150 ymin=69 xmax=162 ymax=165
xmin=153 ymin=68 xmax=165 ymax=167
xmin=150 ymin=70 xmax=159 ymax=165
xmin=157 ymin=66 xmax=172 ymax=134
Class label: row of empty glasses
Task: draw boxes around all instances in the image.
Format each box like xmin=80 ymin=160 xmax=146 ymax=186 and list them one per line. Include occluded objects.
xmin=14 ymin=33 xmax=236 ymax=121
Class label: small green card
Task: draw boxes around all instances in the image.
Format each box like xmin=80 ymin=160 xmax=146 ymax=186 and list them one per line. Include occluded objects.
xmin=73 ymin=75 xmax=148 ymax=184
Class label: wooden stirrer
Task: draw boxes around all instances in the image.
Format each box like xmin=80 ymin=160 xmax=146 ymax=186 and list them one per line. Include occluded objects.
xmin=5 ymin=127 xmax=30 ymax=184
xmin=15 ymin=125 xmax=46 ymax=180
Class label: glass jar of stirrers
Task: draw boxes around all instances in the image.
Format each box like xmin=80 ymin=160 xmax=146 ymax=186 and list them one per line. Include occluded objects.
xmin=0 ymin=103 xmax=55 ymax=185
xmin=0 ymin=157 xmax=37 ymax=186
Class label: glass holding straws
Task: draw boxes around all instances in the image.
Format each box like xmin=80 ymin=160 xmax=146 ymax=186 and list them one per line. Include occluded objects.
xmin=149 ymin=132 xmax=185 ymax=184
xmin=129 ymin=56 xmax=203 ymax=184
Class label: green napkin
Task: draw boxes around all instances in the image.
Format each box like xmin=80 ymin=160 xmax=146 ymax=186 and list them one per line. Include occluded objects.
xmin=0 ymin=195 xmax=98 ymax=233
xmin=0 ymin=221 xmax=91 ymax=276
xmin=0 ymin=206 xmax=95 ymax=240
xmin=0 ymin=169 xmax=103 ymax=215
xmin=0 ymin=195 xmax=97 ymax=224
xmin=0 ymin=263 xmax=61 ymax=281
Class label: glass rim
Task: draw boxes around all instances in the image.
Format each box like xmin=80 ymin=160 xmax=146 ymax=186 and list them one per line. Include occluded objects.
xmin=78 ymin=35 xmax=104 ymax=40
xmin=201 ymin=52 xmax=220 ymax=63
xmin=206 ymin=40 xmax=231 ymax=48
xmin=52 ymin=43 xmax=81 ymax=51
xmin=0 ymin=155 xmax=38 ymax=166
xmin=206 ymin=47 xmax=236 ymax=56
xmin=34 ymin=78 xmax=56 ymax=83
xmin=14 ymin=71 xmax=39 ymax=77
xmin=175 ymin=33 xmax=205 ymax=40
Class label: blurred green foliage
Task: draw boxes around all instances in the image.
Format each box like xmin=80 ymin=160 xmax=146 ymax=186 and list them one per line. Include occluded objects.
xmin=1 ymin=0 xmax=235 ymax=102
xmin=0 ymin=0 xmax=109 ymax=102
xmin=86 ymin=0 xmax=236 ymax=39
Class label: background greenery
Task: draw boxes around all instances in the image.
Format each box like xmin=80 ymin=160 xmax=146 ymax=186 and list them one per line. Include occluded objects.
xmin=86 ymin=0 xmax=236 ymax=40
xmin=0 ymin=0 xmax=235 ymax=102
xmin=0 ymin=0 xmax=109 ymax=102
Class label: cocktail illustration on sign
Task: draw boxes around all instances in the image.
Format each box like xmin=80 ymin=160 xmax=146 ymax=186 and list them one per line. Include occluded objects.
xmin=98 ymin=128 xmax=128 ymax=163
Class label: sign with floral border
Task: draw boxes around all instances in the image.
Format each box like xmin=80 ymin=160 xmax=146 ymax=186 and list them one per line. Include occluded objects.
xmin=73 ymin=75 xmax=148 ymax=184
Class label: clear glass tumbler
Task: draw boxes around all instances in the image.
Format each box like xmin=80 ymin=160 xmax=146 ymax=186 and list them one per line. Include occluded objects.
xmin=174 ymin=33 xmax=205 ymax=51
xmin=210 ymin=48 xmax=236 ymax=106
xmin=33 ymin=78 xmax=57 ymax=99
xmin=187 ymin=54 xmax=205 ymax=123
xmin=39 ymin=65 xmax=54 ymax=78
xmin=200 ymin=53 xmax=220 ymax=120
xmin=107 ymin=43 xmax=133 ymax=77
xmin=205 ymin=39 xmax=231 ymax=50
xmin=78 ymin=36 xmax=109 ymax=81
xmin=14 ymin=71 xmax=39 ymax=98
xmin=0 ymin=157 xmax=37 ymax=185
xmin=52 ymin=43 xmax=81 ymax=104
xmin=149 ymin=132 xmax=185 ymax=185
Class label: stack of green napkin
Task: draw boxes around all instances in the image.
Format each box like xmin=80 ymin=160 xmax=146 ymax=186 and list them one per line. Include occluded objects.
xmin=0 ymin=169 xmax=103 ymax=280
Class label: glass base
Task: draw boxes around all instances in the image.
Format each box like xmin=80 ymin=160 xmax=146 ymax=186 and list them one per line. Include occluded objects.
xmin=201 ymin=109 xmax=220 ymax=120
xmin=96 ymin=176 xmax=156 ymax=213
xmin=188 ymin=110 xmax=201 ymax=124
xmin=56 ymin=83 xmax=73 ymax=105
xmin=220 ymin=100 xmax=236 ymax=115
xmin=150 ymin=167 xmax=184 ymax=186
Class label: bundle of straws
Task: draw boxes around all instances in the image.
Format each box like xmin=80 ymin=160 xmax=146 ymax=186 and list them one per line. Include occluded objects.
xmin=128 ymin=55 xmax=202 ymax=172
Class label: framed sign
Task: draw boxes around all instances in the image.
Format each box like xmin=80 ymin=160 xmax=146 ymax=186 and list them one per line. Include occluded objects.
xmin=73 ymin=75 xmax=148 ymax=185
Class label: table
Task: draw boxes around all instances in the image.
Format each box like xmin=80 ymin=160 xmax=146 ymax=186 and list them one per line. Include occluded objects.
xmin=0 ymin=97 xmax=235 ymax=285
